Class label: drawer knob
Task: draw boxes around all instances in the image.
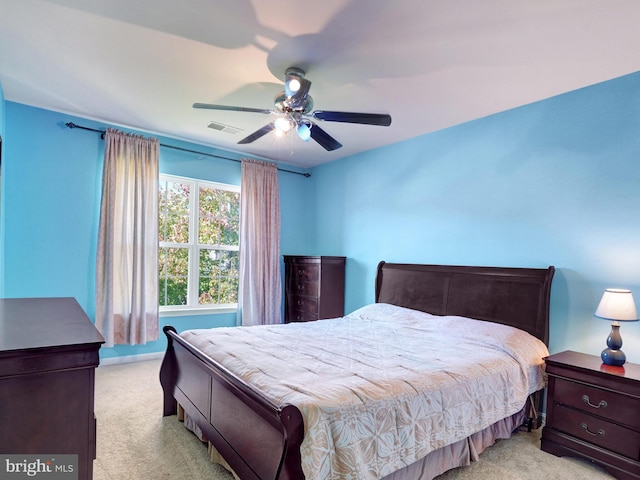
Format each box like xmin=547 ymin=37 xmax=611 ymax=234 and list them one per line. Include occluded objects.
xmin=580 ymin=422 xmax=605 ymax=437
xmin=582 ymin=394 xmax=607 ymax=409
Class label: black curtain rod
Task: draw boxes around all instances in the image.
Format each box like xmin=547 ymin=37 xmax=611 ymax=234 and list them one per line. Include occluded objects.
xmin=64 ymin=122 xmax=311 ymax=178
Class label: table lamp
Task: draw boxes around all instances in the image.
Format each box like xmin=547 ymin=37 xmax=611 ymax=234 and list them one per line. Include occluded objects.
xmin=594 ymin=288 xmax=638 ymax=366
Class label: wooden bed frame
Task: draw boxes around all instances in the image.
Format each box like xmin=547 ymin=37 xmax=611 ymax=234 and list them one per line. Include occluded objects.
xmin=160 ymin=261 xmax=555 ymax=480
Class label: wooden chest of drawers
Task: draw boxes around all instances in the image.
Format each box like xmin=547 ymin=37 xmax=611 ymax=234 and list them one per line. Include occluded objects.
xmin=541 ymin=350 xmax=640 ymax=479
xmin=0 ymin=298 xmax=105 ymax=480
xmin=283 ymin=256 xmax=346 ymax=323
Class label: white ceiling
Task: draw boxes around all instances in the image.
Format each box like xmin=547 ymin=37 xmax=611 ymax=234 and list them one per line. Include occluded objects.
xmin=1 ymin=0 xmax=639 ymax=169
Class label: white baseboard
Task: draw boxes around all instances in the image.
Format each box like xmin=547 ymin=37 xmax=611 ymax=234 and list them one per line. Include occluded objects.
xmin=99 ymin=351 xmax=164 ymax=366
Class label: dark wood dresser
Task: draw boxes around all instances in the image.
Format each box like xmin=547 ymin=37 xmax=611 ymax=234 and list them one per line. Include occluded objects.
xmin=0 ymin=297 xmax=105 ymax=480
xmin=283 ymin=255 xmax=346 ymax=323
xmin=541 ymin=350 xmax=640 ymax=479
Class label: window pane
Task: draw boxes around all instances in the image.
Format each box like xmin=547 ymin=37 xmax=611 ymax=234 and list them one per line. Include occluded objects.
xmin=159 ymin=180 xmax=190 ymax=243
xmin=198 ymin=249 xmax=239 ymax=305
xmin=159 ymin=247 xmax=189 ymax=306
xmin=159 ymin=175 xmax=240 ymax=310
xmin=199 ymin=187 xmax=240 ymax=246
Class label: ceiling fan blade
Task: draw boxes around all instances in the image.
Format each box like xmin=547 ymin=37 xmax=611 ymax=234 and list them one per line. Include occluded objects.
xmin=310 ymin=123 xmax=343 ymax=151
xmin=193 ymin=103 xmax=272 ymax=114
xmin=312 ymin=110 xmax=392 ymax=126
xmin=237 ymin=123 xmax=275 ymax=144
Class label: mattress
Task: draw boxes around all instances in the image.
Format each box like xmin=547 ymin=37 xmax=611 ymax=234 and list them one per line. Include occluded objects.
xmin=181 ymin=303 xmax=549 ymax=480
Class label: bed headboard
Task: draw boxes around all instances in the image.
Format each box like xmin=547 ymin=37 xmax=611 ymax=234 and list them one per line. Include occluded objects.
xmin=375 ymin=262 xmax=555 ymax=345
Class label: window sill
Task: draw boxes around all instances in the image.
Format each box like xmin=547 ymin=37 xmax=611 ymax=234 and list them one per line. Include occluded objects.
xmin=160 ymin=306 xmax=237 ymax=317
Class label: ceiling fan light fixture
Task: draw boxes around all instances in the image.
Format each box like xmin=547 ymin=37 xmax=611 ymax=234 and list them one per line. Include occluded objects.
xmin=275 ymin=116 xmax=293 ymax=133
xmin=297 ymin=121 xmax=311 ymax=141
xmin=284 ymin=67 xmax=311 ymax=109
xmin=286 ymin=77 xmax=301 ymax=93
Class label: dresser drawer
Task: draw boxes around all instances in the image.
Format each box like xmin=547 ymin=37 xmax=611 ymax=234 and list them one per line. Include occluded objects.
xmin=554 ymin=378 xmax=640 ymax=428
xmin=288 ymin=295 xmax=318 ymax=314
xmin=286 ymin=308 xmax=318 ymax=323
xmin=290 ymin=264 xmax=319 ymax=282
xmin=287 ymin=280 xmax=319 ymax=297
xmin=550 ymin=404 xmax=640 ymax=459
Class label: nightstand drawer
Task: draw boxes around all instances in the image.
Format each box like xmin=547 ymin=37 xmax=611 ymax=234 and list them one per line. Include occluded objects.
xmin=555 ymin=378 xmax=640 ymax=428
xmin=551 ymin=404 xmax=640 ymax=459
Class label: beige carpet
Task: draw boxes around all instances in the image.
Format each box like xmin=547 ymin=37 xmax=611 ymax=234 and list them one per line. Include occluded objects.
xmin=94 ymin=358 xmax=615 ymax=480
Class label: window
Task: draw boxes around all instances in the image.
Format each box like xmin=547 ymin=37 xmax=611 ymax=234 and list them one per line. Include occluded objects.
xmin=158 ymin=174 xmax=240 ymax=314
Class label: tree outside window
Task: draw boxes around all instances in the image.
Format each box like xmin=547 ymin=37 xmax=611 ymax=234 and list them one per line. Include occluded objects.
xmin=158 ymin=174 xmax=240 ymax=312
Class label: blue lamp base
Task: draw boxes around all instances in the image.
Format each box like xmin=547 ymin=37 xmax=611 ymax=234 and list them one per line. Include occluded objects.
xmin=601 ymin=323 xmax=626 ymax=367
xmin=601 ymin=348 xmax=626 ymax=366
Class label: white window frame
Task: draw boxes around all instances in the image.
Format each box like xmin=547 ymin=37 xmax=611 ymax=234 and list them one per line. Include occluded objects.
xmin=159 ymin=173 xmax=240 ymax=317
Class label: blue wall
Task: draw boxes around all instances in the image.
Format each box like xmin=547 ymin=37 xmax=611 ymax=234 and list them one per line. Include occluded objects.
xmin=308 ymin=71 xmax=640 ymax=364
xmin=3 ymin=71 xmax=640 ymax=364
xmin=2 ymin=103 xmax=311 ymax=360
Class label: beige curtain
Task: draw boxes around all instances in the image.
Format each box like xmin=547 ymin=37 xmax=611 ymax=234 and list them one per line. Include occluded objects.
xmin=96 ymin=129 xmax=159 ymax=347
xmin=238 ymin=159 xmax=282 ymax=325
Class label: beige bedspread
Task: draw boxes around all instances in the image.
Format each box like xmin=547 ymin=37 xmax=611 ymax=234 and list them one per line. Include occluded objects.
xmin=181 ymin=303 xmax=549 ymax=480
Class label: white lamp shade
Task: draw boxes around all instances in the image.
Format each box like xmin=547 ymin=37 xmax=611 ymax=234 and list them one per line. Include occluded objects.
xmin=594 ymin=288 xmax=639 ymax=321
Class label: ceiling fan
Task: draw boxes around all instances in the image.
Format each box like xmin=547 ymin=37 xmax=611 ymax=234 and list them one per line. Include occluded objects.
xmin=193 ymin=67 xmax=392 ymax=151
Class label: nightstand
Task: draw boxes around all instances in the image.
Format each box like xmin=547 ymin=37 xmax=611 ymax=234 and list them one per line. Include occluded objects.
xmin=541 ymin=350 xmax=640 ymax=479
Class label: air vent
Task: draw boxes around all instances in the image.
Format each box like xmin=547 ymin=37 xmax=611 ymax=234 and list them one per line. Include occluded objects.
xmin=207 ymin=121 xmax=243 ymax=135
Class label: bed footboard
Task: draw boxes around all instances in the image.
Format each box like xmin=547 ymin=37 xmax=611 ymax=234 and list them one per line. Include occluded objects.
xmin=160 ymin=326 xmax=305 ymax=480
